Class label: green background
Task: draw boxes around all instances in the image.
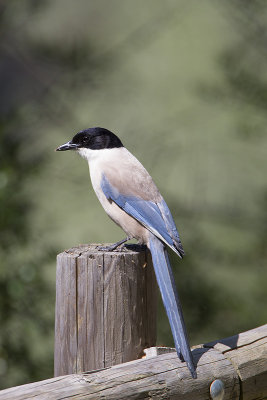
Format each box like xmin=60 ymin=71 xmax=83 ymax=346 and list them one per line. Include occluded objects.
xmin=0 ymin=0 xmax=266 ymax=389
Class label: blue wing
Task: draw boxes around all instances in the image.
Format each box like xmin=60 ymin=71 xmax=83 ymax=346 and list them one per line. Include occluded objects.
xmin=101 ymin=174 xmax=184 ymax=257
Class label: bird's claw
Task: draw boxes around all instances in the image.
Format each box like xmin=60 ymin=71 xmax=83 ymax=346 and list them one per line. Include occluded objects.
xmin=97 ymin=237 xmax=131 ymax=252
xmin=97 ymin=244 xmax=118 ymax=252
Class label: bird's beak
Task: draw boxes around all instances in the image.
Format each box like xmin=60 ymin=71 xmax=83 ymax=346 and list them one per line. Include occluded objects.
xmin=56 ymin=141 xmax=79 ymax=151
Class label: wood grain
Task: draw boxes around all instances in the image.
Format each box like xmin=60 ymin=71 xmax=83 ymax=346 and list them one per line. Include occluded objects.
xmin=205 ymin=324 xmax=267 ymax=400
xmin=1 ymin=325 xmax=266 ymax=399
xmin=54 ymin=244 xmax=157 ymax=376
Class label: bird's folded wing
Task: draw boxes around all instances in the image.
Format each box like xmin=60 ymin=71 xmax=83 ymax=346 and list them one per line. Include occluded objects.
xmin=101 ymin=173 xmax=184 ymax=257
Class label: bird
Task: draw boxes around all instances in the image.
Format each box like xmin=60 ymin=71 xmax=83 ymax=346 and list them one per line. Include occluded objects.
xmin=56 ymin=127 xmax=196 ymax=378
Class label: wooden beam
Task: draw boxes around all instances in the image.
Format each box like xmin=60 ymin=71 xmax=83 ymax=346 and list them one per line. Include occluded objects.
xmin=204 ymin=324 xmax=267 ymax=400
xmin=54 ymin=244 xmax=157 ymax=376
xmin=1 ymin=325 xmax=266 ymax=399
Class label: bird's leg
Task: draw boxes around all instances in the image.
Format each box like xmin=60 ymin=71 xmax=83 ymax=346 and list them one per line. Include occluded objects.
xmin=97 ymin=237 xmax=131 ymax=252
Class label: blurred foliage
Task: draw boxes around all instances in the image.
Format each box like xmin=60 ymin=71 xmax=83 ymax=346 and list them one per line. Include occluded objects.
xmin=0 ymin=112 xmax=55 ymax=387
xmin=0 ymin=0 xmax=266 ymax=390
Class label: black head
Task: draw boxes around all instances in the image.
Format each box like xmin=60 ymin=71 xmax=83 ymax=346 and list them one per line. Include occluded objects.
xmin=56 ymin=127 xmax=123 ymax=151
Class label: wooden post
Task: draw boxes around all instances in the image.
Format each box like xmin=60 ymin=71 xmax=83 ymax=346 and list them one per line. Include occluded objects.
xmin=54 ymin=244 xmax=157 ymax=377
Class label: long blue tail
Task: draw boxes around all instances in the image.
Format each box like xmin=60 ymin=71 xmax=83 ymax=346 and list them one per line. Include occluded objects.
xmin=149 ymin=235 xmax=196 ymax=379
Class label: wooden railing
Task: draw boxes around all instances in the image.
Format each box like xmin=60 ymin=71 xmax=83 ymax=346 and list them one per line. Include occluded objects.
xmin=0 ymin=245 xmax=266 ymax=399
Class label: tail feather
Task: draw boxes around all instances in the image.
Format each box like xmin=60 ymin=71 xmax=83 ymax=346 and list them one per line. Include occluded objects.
xmin=149 ymin=235 xmax=196 ymax=379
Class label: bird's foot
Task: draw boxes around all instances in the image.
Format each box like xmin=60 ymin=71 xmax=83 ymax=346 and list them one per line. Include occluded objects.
xmin=97 ymin=244 xmax=120 ymax=252
xmin=97 ymin=237 xmax=131 ymax=252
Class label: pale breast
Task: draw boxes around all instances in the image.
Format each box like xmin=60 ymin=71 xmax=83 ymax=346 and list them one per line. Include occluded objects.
xmin=87 ymin=149 xmax=149 ymax=243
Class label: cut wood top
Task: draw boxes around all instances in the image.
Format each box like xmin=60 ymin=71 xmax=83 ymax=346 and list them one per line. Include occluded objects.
xmin=60 ymin=243 xmax=149 ymax=257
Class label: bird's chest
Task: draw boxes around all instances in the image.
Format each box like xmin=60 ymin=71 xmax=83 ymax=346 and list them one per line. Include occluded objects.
xmin=89 ymin=161 xmax=108 ymax=208
xmin=88 ymin=160 xmax=121 ymax=223
xmin=87 ymin=159 xmax=147 ymax=242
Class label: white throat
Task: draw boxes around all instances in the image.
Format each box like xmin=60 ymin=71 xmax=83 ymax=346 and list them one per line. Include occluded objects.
xmin=77 ymin=147 xmax=120 ymax=164
xmin=78 ymin=148 xmax=102 ymax=163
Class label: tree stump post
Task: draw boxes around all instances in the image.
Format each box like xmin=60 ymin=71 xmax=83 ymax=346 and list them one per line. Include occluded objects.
xmin=54 ymin=244 xmax=157 ymax=377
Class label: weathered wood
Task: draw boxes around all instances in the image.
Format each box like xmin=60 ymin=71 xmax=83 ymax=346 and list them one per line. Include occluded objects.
xmin=205 ymin=325 xmax=267 ymax=400
xmin=54 ymin=244 xmax=157 ymax=376
xmin=1 ymin=325 xmax=266 ymax=399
